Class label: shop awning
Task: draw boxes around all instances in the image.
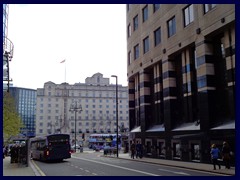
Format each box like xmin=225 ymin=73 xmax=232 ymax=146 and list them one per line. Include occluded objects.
xmin=172 ymin=132 xmax=205 ymax=140
xmin=172 ymin=122 xmax=200 ymax=131
xmin=211 ymin=121 xmax=235 ymax=130
xmin=130 ymin=126 xmax=141 ymax=132
xmin=146 ymin=124 xmax=165 ymax=132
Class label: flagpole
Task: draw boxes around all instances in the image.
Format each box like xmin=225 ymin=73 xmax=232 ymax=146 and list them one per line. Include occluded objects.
xmin=65 ymin=59 xmax=66 ymax=83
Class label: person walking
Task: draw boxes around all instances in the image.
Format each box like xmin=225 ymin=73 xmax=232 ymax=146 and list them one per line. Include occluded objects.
xmin=3 ymin=146 xmax=5 ymax=159
xmin=222 ymin=141 xmax=231 ymax=169
xmin=136 ymin=141 xmax=140 ymax=158
xmin=130 ymin=142 xmax=136 ymax=159
xmin=210 ymin=144 xmax=221 ymax=170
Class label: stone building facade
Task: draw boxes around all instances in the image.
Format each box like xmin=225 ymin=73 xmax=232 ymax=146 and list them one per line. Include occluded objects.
xmin=127 ymin=4 xmax=235 ymax=163
xmin=36 ymin=73 xmax=129 ymax=143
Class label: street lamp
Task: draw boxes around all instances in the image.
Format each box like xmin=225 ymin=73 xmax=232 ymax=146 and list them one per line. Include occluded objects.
xmin=69 ymin=101 xmax=82 ymax=153
xmin=111 ymin=75 xmax=118 ymax=158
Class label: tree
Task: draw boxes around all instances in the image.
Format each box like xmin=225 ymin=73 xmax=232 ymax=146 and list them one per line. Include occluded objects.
xmin=3 ymin=92 xmax=23 ymax=142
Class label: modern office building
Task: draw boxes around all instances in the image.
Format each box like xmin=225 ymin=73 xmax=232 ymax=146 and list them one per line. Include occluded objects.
xmin=36 ymin=73 xmax=129 ymax=143
xmin=3 ymin=4 xmax=14 ymax=92
xmin=9 ymin=87 xmax=37 ymax=137
xmin=127 ymin=4 xmax=235 ymax=163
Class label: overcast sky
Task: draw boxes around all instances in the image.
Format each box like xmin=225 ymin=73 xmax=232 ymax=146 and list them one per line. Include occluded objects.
xmin=8 ymin=4 xmax=127 ymax=89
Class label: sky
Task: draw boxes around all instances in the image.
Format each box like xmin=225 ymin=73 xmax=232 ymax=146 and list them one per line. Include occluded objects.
xmin=8 ymin=4 xmax=127 ymax=90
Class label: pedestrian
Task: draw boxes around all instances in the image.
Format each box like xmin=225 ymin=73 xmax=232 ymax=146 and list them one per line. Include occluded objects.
xmin=3 ymin=146 xmax=5 ymax=159
xmin=222 ymin=141 xmax=231 ymax=169
xmin=10 ymin=144 xmax=19 ymax=163
xmin=136 ymin=141 xmax=140 ymax=158
xmin=130 ymin=142 xmax=136 ymax=159
xmin=4 ymin=145 xmax=9 ymax=157
xmin=210 ymin=144 xmax=221 ymax=170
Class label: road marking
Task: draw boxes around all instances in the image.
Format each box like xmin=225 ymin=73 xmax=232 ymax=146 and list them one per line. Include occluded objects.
xmin=72 ymin=156 xmax=160 ymax=176
xmin=92 ymin=173 xmax=98 ymax=175
xmin=31 ymin=160 xmax=46 ymax=176
xmin=158 ymin=168 xmax=190 ymax=175
xmin=85 ymin=170 xmax=90 ymax=173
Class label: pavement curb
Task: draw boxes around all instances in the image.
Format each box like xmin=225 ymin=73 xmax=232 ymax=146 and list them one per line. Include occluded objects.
xmin=29 ymin=160 xmax=45 ymax=176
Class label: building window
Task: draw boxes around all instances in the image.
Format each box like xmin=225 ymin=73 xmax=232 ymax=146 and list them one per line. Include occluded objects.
xmin=143 ymin=36 xmax=149 ymax=54
xmin=134 ymin=44 xmax=139 ymax=60
xmin=142 ymin=5 xmax=148 ymax=22
xmin=158 ymin=141 xmax=165 ymax=157
xmin=128 ymin=51 xmax=132 ymax=65
xmin=173 ymin=143 xmax=181 ymax=158
xmin=154 ymin=27 xmax=161 ymax=46
xmin=133 ymin=15 xmax=138 ymax=31
xmin=127 ymin=24 xmax=131 ymax=37
xmin=184 ymin=4 xmax=194 ymax=27
xmin=191 ymin=144 xmax=200 ymax=161
xmin=204 ymin=4 xmax=216 ymax=13
xmin=153 ymin=4 xmax=160 ymax=13
xmin=167 ymin=16 xmax=176 ymax=37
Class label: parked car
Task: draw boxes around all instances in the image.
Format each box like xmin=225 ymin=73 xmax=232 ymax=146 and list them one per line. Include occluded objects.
xmin=71 ymin=144 xmax=81 ymax=150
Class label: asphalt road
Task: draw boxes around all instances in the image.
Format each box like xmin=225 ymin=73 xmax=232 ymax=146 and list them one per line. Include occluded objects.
xmin=32 ymin=152 xmax=224 ymax=176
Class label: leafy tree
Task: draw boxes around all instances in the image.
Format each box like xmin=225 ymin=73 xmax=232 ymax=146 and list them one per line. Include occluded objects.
xmin=3 ymin=92 xmax=23 ymax=141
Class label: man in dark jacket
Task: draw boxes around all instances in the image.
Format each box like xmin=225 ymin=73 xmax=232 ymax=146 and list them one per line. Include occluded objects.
xmin=222 ymin=141 xmax=231 ymax=169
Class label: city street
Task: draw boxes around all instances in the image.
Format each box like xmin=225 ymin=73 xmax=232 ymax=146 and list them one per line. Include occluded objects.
xmin=31 ymin=150 xmax=227 ymax=176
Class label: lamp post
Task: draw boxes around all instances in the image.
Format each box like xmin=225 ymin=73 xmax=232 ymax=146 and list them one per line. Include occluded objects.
xmin=69 ymin=101 xmax=82 ymax=153
xmin=111 ymin=75 xmax=118 ymax=158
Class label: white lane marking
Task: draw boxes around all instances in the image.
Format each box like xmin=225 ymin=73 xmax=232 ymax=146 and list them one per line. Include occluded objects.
xmin=85 ymin=170 xmax=90 ymax=173
xmin=158 ymin=168 xmax=190 ymax=175
xmin=92 ymin=173 xmax=98 ymax=175
xmin=79 ymin=168 xmax=83 ymax=170
xmin=72 ymin=156 xmax=160 ymax=176
xmin=75 ymin=166 xmax=79 ymax=168
xmin=31 ymin=160 xmax=46 ymax=176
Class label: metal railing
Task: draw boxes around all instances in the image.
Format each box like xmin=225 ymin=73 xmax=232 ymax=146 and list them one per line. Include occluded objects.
xmin=3 ymin=36 xmax=14 ymax=59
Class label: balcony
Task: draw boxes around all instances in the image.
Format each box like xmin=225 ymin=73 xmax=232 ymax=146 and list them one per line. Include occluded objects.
xmin=3 ymin=36 xmax=14 ymax=60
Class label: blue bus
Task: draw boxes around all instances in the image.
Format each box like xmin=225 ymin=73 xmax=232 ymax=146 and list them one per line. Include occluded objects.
xmin=88 ymin=134 xmax=122 ymax=150
xmin=30 ymin=134 xmax=71 ymax=161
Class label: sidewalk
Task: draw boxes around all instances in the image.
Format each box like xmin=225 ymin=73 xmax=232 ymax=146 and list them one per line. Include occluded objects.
xmin=101 ymin=151 xmax=235 ymax=176
xmin=3 ymin=156 xmax=36 ymax=176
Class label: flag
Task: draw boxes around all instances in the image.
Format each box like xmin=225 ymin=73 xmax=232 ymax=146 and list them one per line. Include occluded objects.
xmin=60 ymin=59 xmax=65 ymax=63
